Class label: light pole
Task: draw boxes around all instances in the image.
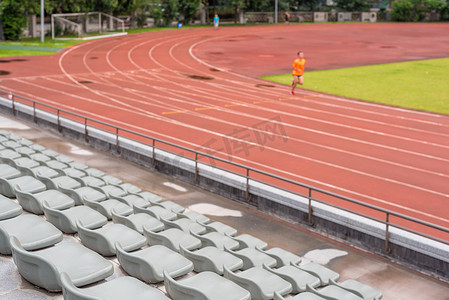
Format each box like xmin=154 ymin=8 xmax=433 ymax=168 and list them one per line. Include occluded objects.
xmin=41 ymin=0 xmax=44 ymax=42
xmin=275 ymin=0 xmax=278 ymax=23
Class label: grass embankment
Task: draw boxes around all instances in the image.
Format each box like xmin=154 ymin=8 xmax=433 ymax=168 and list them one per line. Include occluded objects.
xmin=263 ymin=58 xmax=449 ymax=115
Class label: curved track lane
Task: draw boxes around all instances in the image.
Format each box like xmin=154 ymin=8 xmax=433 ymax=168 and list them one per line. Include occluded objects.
xmin=1 ymin=24 xmax=448 ymax=239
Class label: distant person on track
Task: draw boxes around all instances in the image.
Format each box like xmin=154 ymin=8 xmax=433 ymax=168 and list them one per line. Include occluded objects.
xmin=284 ymin=11 xmax=290 ymax=25
xmin=291 ymin=51 xmax=306 ymax=95
xmin=214 ymin=13 xmax=220 ymax=30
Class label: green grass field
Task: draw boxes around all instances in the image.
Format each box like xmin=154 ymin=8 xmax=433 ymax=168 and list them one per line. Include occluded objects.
xmin=263 ymin=58 xmax=449 ymax=115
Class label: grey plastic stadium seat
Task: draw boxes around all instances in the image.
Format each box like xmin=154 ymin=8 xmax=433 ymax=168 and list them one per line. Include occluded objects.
xmin=296 ymin=262 xmax=340 ymax=285
xmin=77 ymin=221 xmax=146 ymax=256
xmin=10 ymin=236 xmax=113 ymax=292
xmin=263 ymin=263 xmax=320 ymax=293
xmin=0 ymin=163 xmax=21 ymax=179
xmin=306 ymin=283 xmax=364 ymax=300
xmin=18 ymin=165 xmax=61 ymax=179
xmin=59 ymin=185 xmax=107 ymax=206
xmin=41 ymin=149 xmax=60 ymax=158
xmin=84 ymin=198 xmax=133 ymax=220
xmin=101 ymin=174 xmax=123 ymax=186
xmin=77 ymin=176 xmax=106 ymax=188
xmin=274 ymin=291 xmax=326 ymax=300
xmin=0 ymin=149 xmax=21 ymax=161
xmin=143 ymin=226 xmax=201 ymax=252
xmin=2 ymin=140 xmax=22 ymax=150
xmin=154 ymin=200 xmax=185 ymax=213
xmin=177 ymin=210 xmax=210 ymax=224
xmin=3 ymin=156 xmax=40 ymax=169
xmin=16 ymin=146 xmax=36 ymax=156
xmin=224 ymin=266 xmax=293 ymax=300
xmin=191 ymin=230 xmax=240 ymax=250
xmin=29 ymin=144 xmax=47 ymax=152
xmin=60 ymin=272 xmax=170 ymax=300
xmin=16 ymin=188 xmax=75 ymax=214
xmin=116 ymin=243 xmax=193 ymax=283
xmin=229 ymin=233 xmax=268 ymax=249
xmin=116 ymin=182 xmax=141 ymax=194
xmin=180 ymin=244 xmax=243 ymax=275
xmin=84 ymin=168 xmax=105 ymax=178
xmin=259 ymin=247 xmax=302 ymax=266
xmin=164 ymin=270 xmax=251 ymax=300
xmin=134 ymin=203 xmax=177 ymax=220
xmin=115 ymin=194 xmax=149 ymax=207
xmin=29 ymin=152 xmax=51 ymax=163
xmin=93 ymin=185 xmax=127 ymax=199
xmin=329 ymin=279 xmax=382 ymax=300
xmin=200 ymin=220 xmax=238 ymax=236
xmin=0 ymin=194 xmax=22 ymax=220
xmin=161 ymin=216 xmax=206 ymax=234
xmin=61 ymin=167 xmax=87 ymax=178
xmin=138 ymin=191 xmax=163 ymax=203
xmin=0 ymin=175 xmax=46 ymax=198
xmin=37 ymin=174 xmax=82 ymax=191
xmin=0 ymin=214 xmax=62 ymax=254
xmin=69 ymin=161 xmax=88 ymax=170
xmin=225 ymin=245 xmax=277 ymax=270
xmin=43 ymin=159 xmax=69 ymax=171
xmin=43 ymin=202 xmax=108 ymax=234
xmin=55 ymin=154 xmax=74 ymax=164
xmin=111 ymin=210 xmax=164 ymax=234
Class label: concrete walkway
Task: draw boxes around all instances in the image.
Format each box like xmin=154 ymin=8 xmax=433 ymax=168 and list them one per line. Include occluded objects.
xmin=1 ymin=115 xmax=448 ymax=300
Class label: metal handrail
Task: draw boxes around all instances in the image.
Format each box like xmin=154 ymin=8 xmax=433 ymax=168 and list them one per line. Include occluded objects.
xmin=3 ymin=90 xmax=449 ymax=249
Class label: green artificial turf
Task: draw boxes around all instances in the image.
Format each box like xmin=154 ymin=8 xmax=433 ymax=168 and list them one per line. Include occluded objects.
xmin=263 ymin=58 xmax=449 ymax=115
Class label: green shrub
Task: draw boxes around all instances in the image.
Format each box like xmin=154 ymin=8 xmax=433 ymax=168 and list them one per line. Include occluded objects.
xmin=0 ymin=0 xmax=26 ymax=40
xmin=391 ymin=0 xmax=414 ymax=21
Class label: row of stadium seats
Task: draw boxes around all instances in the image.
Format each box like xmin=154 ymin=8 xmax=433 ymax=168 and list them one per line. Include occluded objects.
xmin=0 ymin=129 xmax=382 ymax=299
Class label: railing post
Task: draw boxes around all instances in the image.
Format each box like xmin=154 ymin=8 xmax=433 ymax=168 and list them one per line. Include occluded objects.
xmin=308 ymin=188 xmax=315 ymax=226
xmin=84 ymin=118 xmax=88 ymax=142
xmin=246 ymin=169 xmax=250 ymax=202
xmin=33 ymin=102 xmax=37 ymax=123
xmin=115 ymin=128 xmax=120 ymax=154
xmin=195 ymin=153 xmax=199 ymax=183
xmin=57 ymin=109 xmax=61 ymax=132
xmin=10 ymin=92 xmax=16 ymax=115
xmin=152 ymin=140 xmax=156 ymax=167
xmin=385 ymin=213 xmax=392 ymax=253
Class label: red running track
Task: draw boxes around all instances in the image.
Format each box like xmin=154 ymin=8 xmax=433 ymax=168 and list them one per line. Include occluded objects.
xmin=1 ymin=23 xmax=448 ymax=240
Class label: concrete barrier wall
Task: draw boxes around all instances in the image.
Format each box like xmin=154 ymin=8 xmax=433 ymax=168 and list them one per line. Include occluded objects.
xmin=1 ymin=97 xmax=448 ymax=282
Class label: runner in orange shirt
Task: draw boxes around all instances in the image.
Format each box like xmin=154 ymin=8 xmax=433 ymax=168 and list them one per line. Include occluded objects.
xmin=291 ymin=51 xmax=306 ymax=95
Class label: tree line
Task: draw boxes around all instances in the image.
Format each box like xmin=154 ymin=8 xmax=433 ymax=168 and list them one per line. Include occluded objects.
xmin=0 ymin=0 xmax=448 ymax=40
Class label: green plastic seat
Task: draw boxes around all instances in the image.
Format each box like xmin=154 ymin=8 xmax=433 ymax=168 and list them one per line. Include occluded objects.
xmin=164 ymin=270 xmax=251 ymax=300
xmin=10 ymin=236 xmax=113 ymax=292
xmin=116 ymin=243 xmax=193 ymax=283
